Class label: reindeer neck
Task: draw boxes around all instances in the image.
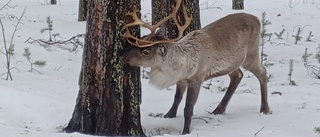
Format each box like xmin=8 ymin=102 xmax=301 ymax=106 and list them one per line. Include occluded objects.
xmin=148 ymin=40 xmax=200 ymax=89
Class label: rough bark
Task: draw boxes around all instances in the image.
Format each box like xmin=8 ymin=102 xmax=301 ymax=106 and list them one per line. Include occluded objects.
xmin=232 ymin=0 xmax=244 ymax=10
xmin=65 ymin=0 xmax=145 ymax=136
xmin=78 ymin=0 xmax=88 ymax=21
xmin=152 ymin=0 xmax=201 ymax=38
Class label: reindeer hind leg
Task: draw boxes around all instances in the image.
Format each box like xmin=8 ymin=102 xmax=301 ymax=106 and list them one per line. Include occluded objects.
xmin=242 ymin=58 xmax=272 ymax=114
xmin=212 ymin=68 xmax=243 ymax=115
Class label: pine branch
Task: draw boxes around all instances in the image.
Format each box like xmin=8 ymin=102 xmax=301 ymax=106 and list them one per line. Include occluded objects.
xmin=40 ymin=28 xmax=49 ymax=34
xmin=292 ymin=27 xmax=302 ymax=44
xmin=23 ymin=47 xmax=31 ymax=61
xmin=23 ymin=48 xmax=46 ymax=73
xmin=274 ymin=29 xmax=285 ymax=39
xmin=260 ymin=12 xmax=272 ymax=64
xmin=306 ymin=31 xmax=313 ymax=42
xmin=33 ymin=60 xmax=46 ymax=67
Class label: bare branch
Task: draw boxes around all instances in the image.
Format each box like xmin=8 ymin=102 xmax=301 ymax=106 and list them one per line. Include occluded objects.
xmin=200 ymin=0 xmax=222 ymax=10
xmin=0 ymin=7 xmax=26 ymax=80
xmin=0 ymin=0 xmax=12 ymax=11
xmin=54 ymin=64 xmax=63 ymax=71
xmin=30 ymin=68 xmax=42 ymax=74
xmin=0 ymin=47 xmax=5 ymax=55
xmin=304 ymin=62 xmax=320 ymax=79
xmin=9 ymin=67 xmax=20 ymax=72
xmin=9 ymin=8 xmax=26 ymax=53
xmin=286 ymin=0 xmax=299 ymax=8
xmin=311 ymin=2 xmax=320 ymax=10
xmin=0 ymin=19 xmax=8 ymax=53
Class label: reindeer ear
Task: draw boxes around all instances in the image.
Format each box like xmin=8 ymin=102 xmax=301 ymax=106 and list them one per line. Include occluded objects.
xmin=156 ymin=45 xmax=167 ymax=56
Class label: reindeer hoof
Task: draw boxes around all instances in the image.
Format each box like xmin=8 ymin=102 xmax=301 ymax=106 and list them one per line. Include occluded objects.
xmin=164 ymin=112 xmax=176 ymax=118
xmin=260 ymin=107 xmax=272 ymax=115
xmin=211 ymin=108 xmax=226 ymax=115
xmin=182 ymin=128 xmax=190 ymax=135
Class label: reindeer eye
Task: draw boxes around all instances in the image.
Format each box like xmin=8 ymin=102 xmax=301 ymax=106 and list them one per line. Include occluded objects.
xmin=141 ymin=49 xmax=150 ymax=56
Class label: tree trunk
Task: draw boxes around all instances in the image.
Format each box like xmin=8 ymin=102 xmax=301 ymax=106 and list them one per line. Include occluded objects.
xmin=78 ymin=0 xmax=88 ymax=21
xmin=152 ymin=0 xmax=201 ymax=39
xmin=50 ymin=0 xmax=57 ymax=5
xmin=65 ymin=0 xmax=145 ymax=136
xmin=232 ymin=0 xmax=244 ymax=10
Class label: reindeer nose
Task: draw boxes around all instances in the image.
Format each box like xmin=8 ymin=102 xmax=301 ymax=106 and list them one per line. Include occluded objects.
xmin=119 ymin=49 xmax=125 ymax=57
xmin=119 ymin=47 xmax=131 ymax=57
xmin=120 ymin=56 xmax=128 ymax=63
xmin=119 ymin=50 xmax=129 ymax=63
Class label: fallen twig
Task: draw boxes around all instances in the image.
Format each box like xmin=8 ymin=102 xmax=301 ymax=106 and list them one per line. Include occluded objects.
xmin=192 ymin=116 xmax=214 ymax=123
xmin=25 ymin=34 xmax=85 ymax=51
xmin=254 ymin=126 xmax=265 ymax=137
xmin=311 ymin=2 xmax=320 ymax=10
xmin=271 ymin=91 xmax=282 ymax=96
xmin=304 ymin=62 xmax=320 ymax=79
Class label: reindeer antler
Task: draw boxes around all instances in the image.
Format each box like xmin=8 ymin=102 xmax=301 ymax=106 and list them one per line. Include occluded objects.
xmin=123 ymin=0 xmax=192 ymax=47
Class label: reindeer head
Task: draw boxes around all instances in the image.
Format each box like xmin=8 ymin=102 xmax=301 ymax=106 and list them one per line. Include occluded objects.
xmin=120 ymin=0 xmax=192 ymax=67
xmin=120 ymin=33 xmax=170 ymax=67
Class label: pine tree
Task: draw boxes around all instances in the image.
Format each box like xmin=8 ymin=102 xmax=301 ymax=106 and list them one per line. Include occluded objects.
xmin=40 ymin=16 xmax=53 ymax=42
xmin=22 ymin=48 xmax=46 ymax=73
xmin=232 ymin=0 xmax=244 ymax=9
xmin=260 ymin=12 xmax=272 ymax=64
xmin=78 ymin=0 xmax=88 ymax=21
xmin=65 ymin=0 xmax=144 ymax=136
xmin=292 ymin=27 xmax=302 ymax=44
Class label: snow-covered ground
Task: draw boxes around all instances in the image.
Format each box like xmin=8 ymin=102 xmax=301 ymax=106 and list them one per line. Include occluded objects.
xmin=1 ymin=0 xmax=320 ymax=137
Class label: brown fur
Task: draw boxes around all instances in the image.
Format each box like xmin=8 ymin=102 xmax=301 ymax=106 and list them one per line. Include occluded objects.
xmin=120 ymin=13 xmax=271 ymax=134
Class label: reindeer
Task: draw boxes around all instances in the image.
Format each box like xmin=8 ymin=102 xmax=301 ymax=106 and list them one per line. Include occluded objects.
xmin=120 ymin=0 xmax=271 ymax=134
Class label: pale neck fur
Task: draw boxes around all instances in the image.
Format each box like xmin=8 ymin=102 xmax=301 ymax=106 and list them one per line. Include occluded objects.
xmin=148 ymin=35 xmax=200 ymax=89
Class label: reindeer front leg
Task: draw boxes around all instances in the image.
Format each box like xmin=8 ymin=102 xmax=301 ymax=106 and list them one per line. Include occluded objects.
xmin=164 ymin=81 xmax=187 ymax=118
xmin=182 ymin=80 xmax=202 ymax=134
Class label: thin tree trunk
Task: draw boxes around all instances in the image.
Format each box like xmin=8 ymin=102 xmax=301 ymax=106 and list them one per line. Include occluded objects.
xmin=232 ymin=0 xmax=244 ymax=10
xmin=65 ymin=0 xmax=145 ymax=136
xmin=152 ymin=0 xmax=201 ymax=39
xmin=184 ymin=0 xmax=201 ymax=33
xmin=50 ymin=0 xmax=57 ymax=5
xmin=78 ymin=0 xmax=88 ymax=21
